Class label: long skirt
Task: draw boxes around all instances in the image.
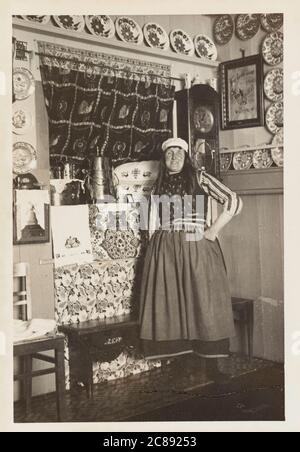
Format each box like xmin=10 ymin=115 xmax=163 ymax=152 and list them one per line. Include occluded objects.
xmin=139 ymin=230 xmax=235 ymax=360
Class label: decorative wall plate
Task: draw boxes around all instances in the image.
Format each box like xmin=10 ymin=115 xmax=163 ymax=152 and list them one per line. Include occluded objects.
xmin=266 ymin=102 xmax=283 ymax=135
xmin=271 ymin=130 xmax=284 ymax=167
xmin=219 ymin=148 xmax=232 ymax=172
xmin=264 ymin=68 xmax=283 ymax=102
xmin=235 ymin=14 xmax=260 ymax=41
xmin=271 ymin=147 xmax=283 ymax=167
xmin=169 ymin=29 xmax=194 ymax=56
xmin=13 ymin=67 xmax=35 ymax=100
xmin=21 ymin=15 xmax=50 ymax=24
xmin=13 ymin=142 xmax=37 ymax=174
xmin=260 ymin=14 xmax=283 ymax=32
xmin=252 ymin=144 xmax=273 ymax=169
xmin=12 ymin=106 xmax=32 ymax=135
xmin=143 ymin=22 xmax=169 ymax=50
xmin=272 ymin=128 xmax=283 ymax=146
xmin=85 ymin=15 xmax=115 ymax=38
xmin=262 ymin=32 xmax=283 ymax=66
xmin=232 ymin=146 xmax=253 ymax=171
xmin=53 ymin=15 xmax=85 ymax=32
xmin=194 ymin=34 xmax=217 ymax=61
xmin=115 ymin=17 xmax=143 ymax=45
xmin=213 ymin=15 xmax=234 ymax=45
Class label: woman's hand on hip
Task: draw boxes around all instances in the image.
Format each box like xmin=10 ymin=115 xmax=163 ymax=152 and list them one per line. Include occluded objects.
xmin=203 ymin=227 xmax=218 ymax=242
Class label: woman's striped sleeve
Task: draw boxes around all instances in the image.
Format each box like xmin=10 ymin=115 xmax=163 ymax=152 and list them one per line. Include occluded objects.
xmin=197 ymin=171 xmax=243 ymax=216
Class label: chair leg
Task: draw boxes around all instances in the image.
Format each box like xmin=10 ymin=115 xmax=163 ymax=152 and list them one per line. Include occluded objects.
xmin=55 ymin=344 xmax=67 ymax=422
xmin=24 ymin=355 xmax=32 ymax=415
xmin=247 ymin=305 xmax=254 ymax=361
xmin=85 ymin=358 xmax=93 ymax=400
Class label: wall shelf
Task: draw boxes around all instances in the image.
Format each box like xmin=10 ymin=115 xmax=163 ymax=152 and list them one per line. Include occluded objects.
xmin=12 ymin=18 xmax=220 ymax=69
xmin=221 ymin=167 xmax=283 ymax=196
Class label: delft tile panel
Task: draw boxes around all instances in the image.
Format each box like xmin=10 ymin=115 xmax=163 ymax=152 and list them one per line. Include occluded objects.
xmin=54 ymin=260 xmax=161 ymax=385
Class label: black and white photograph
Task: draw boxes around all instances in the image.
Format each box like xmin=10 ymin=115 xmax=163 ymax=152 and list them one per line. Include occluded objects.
xmin=1 ymin=0 xmax=300 ymax=434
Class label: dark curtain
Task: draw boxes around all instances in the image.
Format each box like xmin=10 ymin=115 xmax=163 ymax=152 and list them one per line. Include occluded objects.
xmin=39 ymin=60 xmax=175 ymax=166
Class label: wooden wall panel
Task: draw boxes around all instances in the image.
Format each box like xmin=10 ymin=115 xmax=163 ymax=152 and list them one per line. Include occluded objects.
xmin=257 ymin=195 xmax=284 ymax=300
xmin=220 ymin=195 xmax=262 ymax=299
xmin=220 ymin=192 xmax=283 ymax=301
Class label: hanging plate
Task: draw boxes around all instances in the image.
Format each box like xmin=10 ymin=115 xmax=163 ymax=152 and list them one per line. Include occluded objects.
xmin=194 ymin=34 xmax=218 ymax=61
xmin=170 ymin=29 xmax=194 ymax=56
xmin=213 ymin=15 xmax=234 ymax=45
xmin=220 ymin=148 xmax=232 ymax=172
xmin=235 ymin=14 xmax=260 ymax=41
xmin=53 ymin=15 xmax=85 ymax=32
xmin=13 ymin=142 xmax=37 ymax=175
xmin=232 ymin=145 xmax=253 ymax=171
xmin=21 ymin=15 xmax=51 ymax=25
xmin=262 ymin=31 xmax=283 ymax=66
xmin=143 ymin=22 xmax=169 ymax=50
xmin=264 ymin=68 xmax=283 ymax=102
xmin=271 ymin=130 xmax=284 ymax=167
xmin=266 ymin=101 xmax=283 ymax=135
xmin=85 ymin=15 xmax=115 ymax=38
xmin=12 ymin=106 xmax=33 ymax=135
xmin=252 ymin=144 xmax=273 ymax=169
xmin=115 ymin=17 xmax=143 ymax=45
xmin=13 ymin=67 xmax=35 ymax=101
xmin=260 ymin=14 xmax=283 ymax=32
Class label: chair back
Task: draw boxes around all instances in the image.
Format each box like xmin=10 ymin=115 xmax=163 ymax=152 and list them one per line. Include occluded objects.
xmin=13 ymin=262 xmax=32 ymax=321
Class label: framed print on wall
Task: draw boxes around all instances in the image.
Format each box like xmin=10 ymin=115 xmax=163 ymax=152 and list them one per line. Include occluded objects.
xmin=220 ymin=54 xmax=265 ymax=130
xmin=13 ymin=189 xmax=50 ymax=245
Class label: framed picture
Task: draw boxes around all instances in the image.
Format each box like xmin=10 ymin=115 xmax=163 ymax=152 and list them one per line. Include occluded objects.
xmin=51 ymin=205 xmax=93 ymax=266
xmin=13 ymin=189 xmax=50 ymax=245
xmin=220 ymin=54 xmax=265 ymax=130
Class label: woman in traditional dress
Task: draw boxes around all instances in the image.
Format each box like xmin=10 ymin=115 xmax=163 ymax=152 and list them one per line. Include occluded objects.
xmin=139 ymin=137 xmax=243 ymax=382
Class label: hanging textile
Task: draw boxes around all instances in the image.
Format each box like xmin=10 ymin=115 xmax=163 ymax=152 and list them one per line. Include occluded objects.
xmin=38 ymin=41 xmax=175 ymax=165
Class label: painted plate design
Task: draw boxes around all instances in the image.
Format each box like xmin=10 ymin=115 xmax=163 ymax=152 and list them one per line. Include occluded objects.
xmin=260 ymin=14 xmax=283 ymax=32
xmin=13 ymin=142 xmax=37 ymax=174
xmin=170 ymin=29 xmax=194 ymax=56
xmin=232 ymin=146 xmax=253 ymax=171
xmin=271 ymin=130 xmax=284 ymax=167
xmin=115 ymin=17 xmax=143 ymax=45
xmin=252 ymin=144 xmax=273 ymax=169
xmin=220 ymin=148 xmax=232 ymax=172
xmin=266 ymin=102 xmax=283 ymax=135
xmin=194 ymin=34 xmax=217 ymax=61
xmin=264 ymin=68 xmax=283 ymax=102
xmin=85 ymin=15 xmax=115 ymax=38
xmin=235 ymin=14 xmax=260 ymax=41
xmin=272 ymin=128 xmax=283 ymax=146
xmin=21 ymin=16 xmax=50 ymax=24
xmin=262 ymin=32 xmax=283 ymax=66
xmin=143 ymin=22 xmax=169 ymax=50
xmin=213 ymin=15 xmax=234 ymax=45
xmin=12 ymin=106 xmax=32 ymax=135
xmin=13 ymin=67 xmax=35 ymax=100
xmin=53 ymin=15 xmax=85 ymax=32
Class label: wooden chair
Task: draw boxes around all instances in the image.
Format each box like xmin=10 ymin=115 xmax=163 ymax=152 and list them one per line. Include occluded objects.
xmin=13 ymin=263 xmax=67 ymax=421
xmin=13 ymin=263 xmax=32 ymax=321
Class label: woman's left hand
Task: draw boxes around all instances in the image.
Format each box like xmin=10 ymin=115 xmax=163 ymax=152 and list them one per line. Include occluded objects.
xmin=204 ymin=227 xmax=218 ymax=242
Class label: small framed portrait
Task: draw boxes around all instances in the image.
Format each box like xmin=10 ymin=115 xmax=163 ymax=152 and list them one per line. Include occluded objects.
xmin=220 ymin=54 xmax=265 ymax=130
xmin=13 ymin=189 xmax=50 ymax=245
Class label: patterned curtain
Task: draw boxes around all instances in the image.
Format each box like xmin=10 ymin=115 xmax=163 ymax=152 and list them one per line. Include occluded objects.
xmin=38 ymin=42 xmax=175 ymax=166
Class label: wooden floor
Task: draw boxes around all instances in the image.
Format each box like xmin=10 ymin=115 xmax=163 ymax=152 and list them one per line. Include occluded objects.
xmin=14 ymin=354 xmax=284 ymax=423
